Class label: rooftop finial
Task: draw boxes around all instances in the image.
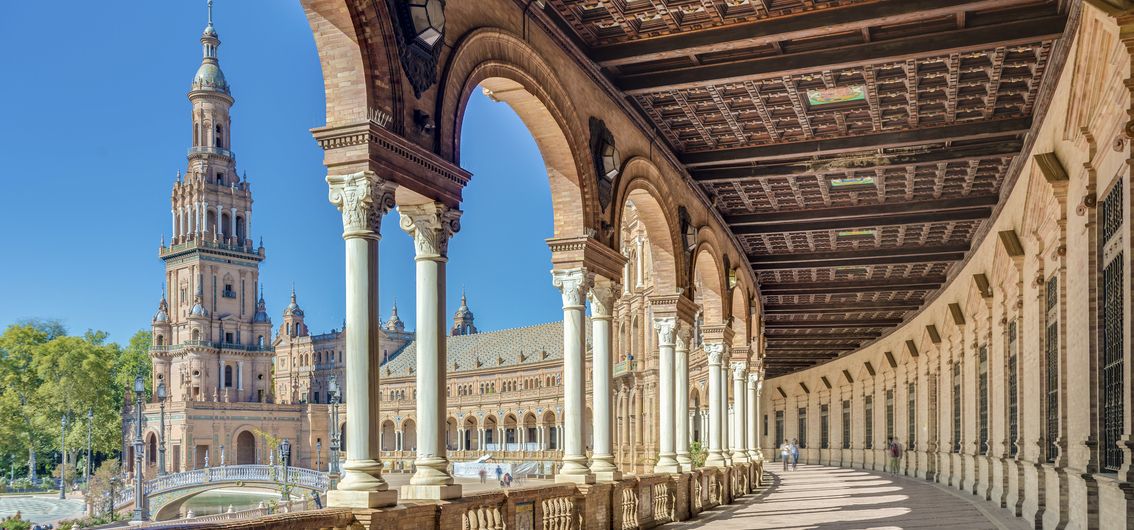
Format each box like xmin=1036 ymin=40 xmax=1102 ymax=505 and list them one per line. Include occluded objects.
xmin=207 ymin=0 xmax=214 ymax=27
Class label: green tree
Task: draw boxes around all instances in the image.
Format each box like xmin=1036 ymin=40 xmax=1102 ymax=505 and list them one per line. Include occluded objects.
xmin=0 ymin=320 xmax=63 ymax=479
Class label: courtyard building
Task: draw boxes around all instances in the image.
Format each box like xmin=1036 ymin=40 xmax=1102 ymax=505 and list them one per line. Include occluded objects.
xmin=119 ymin=0 xmax=1134 ymax=529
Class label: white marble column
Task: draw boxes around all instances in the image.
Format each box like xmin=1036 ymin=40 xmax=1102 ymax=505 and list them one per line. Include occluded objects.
xmin=747 ymin=373 xmax=761 ymax=461
xmin=732 ymin=362 xmax=749 ymax=464
xmin=215 ymin=204 xmax=223 ymax=239
xmin=589 ymin=279 xmax=621 ymax=481
xmin=170 ymin=209 xmax=176 ymax=241
xmin=654 ymin=317 xmax=680 ymax=473
xmin=552 ymin=268 xmax=595 ymax=483
xmin=201 ymin=202 xmax=209 ymax=236
xmin=325 ymin=172 xmax=397 ymax=508
xmin=245 ymin=210 xmax=251 ymax=243
xmin=675 ymin=327 xmax=692 ymax=471
xmin=399 ymin=202 xmax=462 ymax=500
xmin=634 ymin=238 xmax=644 ymax=289
xmin=721 ymin=363 xmax=732 ymax=465
xmin=230 ymin=207 xmax=237 ymax=241
xmin=705 ymin=343 xmax=727 ymax=467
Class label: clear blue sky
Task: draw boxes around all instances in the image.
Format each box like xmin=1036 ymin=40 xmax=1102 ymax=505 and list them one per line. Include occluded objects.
xmin=0 ymin=1 xmax=562 ymax=344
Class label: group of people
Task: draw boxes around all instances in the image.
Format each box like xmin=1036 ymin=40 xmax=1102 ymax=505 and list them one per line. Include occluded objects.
xmin=778 ymin=437 xmax=905 ymax=473
xmin=477 ymin=466 xmax=520 ymax=488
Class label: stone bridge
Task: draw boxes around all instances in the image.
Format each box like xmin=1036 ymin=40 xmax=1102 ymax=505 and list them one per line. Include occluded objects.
xmin=114 ymin=465 xmax=329 ymax=521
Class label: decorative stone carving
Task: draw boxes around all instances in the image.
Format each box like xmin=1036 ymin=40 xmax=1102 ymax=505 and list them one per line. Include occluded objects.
xmin=705 ymin=343 xmax=725 ymax=365
xmin=748 ymin=373 xmax=760 ymax=385
xmin=653 ymin=317 xmax=677 ymax=346
xmin=731 ymin=362 xmax=747 ymax=379
xmin=551 ymin=268 xmax=593 ymax=308
xmin=385 ymin=0 xmax=446 ymax=98
xmin=588 ymin=280 xmax=620 ymax=318
xmin=326 ymin=172 xmax=396 ymax=238
xmin=398 ymin=202 xmax=461 ymax=258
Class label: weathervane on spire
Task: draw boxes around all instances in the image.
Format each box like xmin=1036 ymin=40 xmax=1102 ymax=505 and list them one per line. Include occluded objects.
xmin=207 ymin=0 xmax=214 ymax=26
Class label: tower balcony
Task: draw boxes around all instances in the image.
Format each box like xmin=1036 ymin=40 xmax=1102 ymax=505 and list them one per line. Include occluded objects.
xmin=188 ymin=145 xmax=235 ymax=160
xmin=151 ymin=339 xmax=274 ymax=354
xmin=160 ymin=237 xmax=264 ymax=260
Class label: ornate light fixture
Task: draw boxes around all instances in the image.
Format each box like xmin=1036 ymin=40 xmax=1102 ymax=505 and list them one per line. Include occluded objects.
xmin=389 ymin=0 xmax=447 ymax=97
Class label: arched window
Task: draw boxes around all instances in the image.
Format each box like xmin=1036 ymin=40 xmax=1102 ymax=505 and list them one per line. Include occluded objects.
xmin=215 ymin=124 xmax=224 ymax=148
xmin=224 ymin=365 xmax=233 ymax=388
xmin=236 ymin=216 xmax=245 ymax=241
xmin=192 ymin=328 xmax=200 ymax=340
xmin=257 ymin=335 xmax=264 ymax=347
xmin=156 ymin=334 xmax=165 ymax=346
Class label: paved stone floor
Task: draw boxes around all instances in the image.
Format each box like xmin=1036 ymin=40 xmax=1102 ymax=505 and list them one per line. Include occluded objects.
xmin=0 ymin=494 xmax=86 ymax=524
xmin=675 ymin=465 xmax=1030 ymax=530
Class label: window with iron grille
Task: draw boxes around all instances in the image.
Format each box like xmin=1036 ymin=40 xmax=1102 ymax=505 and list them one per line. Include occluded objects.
xmin=864 ymin=395 xmax=874 ymax=449
xmin=775 ymin=410 xmax=784 ymax=449
xmin=1045 ymin=275 xmax=1059 ymax=463
xmin=979 ymin=345 xmax=989 ymax=454
xmin=1101 ymin=178 xmax=1125 ymax=473
xmin=885 ymin=389 xmax=895 ymax=440
xmin=821 ymin=404 xmax=830 ymax=449
xmin=1008 ymin=319 xmax=1019 ymax=457
xmin=842 ymin=400 xmax=851 ymax=449
xmin=953 ymin=362 xmax=962 ymax=453
xmin=907 ymin=382 xmax=916 ymax=449
xmin=798 ymin=407 xmax=808 ymax=448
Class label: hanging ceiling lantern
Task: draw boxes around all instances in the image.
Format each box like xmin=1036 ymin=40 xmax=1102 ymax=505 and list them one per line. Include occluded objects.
xmin=407 ymin=0 xmax=445 ymax=47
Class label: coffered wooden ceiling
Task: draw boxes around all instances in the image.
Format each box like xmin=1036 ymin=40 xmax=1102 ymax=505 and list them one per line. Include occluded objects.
xmin=542 ymin=0 xmax=1070 ymax=377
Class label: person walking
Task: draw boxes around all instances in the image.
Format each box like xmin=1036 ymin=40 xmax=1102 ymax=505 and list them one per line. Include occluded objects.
xmin=790 ymin=439 xmax=800 ymax=471
xmin=780 ymin=440 xmax=790 ymax=471
xmin=478 ymin=468 xmax=487 ymax=484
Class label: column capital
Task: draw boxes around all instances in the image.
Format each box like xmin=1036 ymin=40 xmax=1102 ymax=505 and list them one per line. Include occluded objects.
xmin=653 ymin=316 xmax=678 ymax=347
xmin=398 ymin=202 xmax=461 ymax=259
xmin=675 ymin=324 xmax=692 ymax=351
xmin=327 ymin=171 xmax=396 ymax=239
xmin=731 ymin=361 xmax=747 ymax=378
xmin=705 ymin=342 xmax=726 ymax=366
xmin=587 ymin=278 xmax=620 ymax=318
xmin=747 ymin=372 xmax=760 ymax=386
xmin=551 ymin=268 xmax=593 ymax=308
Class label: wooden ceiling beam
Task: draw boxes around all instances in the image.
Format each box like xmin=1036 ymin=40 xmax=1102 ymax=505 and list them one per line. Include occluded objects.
xmin=683 ymin=118 xmax=1031 ymax=166
xmin=759 ymin=277 xmax=947 ymax=295
xmin=617 ymin=14 xmax=1065 ymax=94
xmin=764 ymin=318 xmax=904 ymax=328
xmin=689 ymin=140 xmax=1022 ymax=182
xmin=750 ymin=243 xmax=970 ymax=270
xmin=591 ymin=0 xmax=1040 ymax=67
xmin=727 ymin=195 xmax=997 ymax=231
xmin=765 ymin=333 xmax=881 ymax=340
xmin=764 ymin=301 xmax=923 ymax=313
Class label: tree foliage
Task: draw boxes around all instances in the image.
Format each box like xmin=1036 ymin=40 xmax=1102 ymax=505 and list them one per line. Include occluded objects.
xmin=0 ymin=322 xmax=152 ymax=481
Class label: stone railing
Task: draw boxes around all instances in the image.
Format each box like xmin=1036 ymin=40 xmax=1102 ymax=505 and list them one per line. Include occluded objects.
xmin=614 ymin=359 xmax=636 ymax=376
xmin=115 ymin=465 xmax=328 ymax=509
xmin=144 ymin=498 xmax=318 ymax=527
xmin=619 ymin=484 xmax=639 ymax=529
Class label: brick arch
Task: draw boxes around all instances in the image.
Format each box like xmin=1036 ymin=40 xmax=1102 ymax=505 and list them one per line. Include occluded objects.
xmin=613 ymin=158 xmax=684 ymax=293
xmin=304 ymin=0 xmax=404 ymax=130
xmin=692 ymin=242 xmax=728 ymax=326
xmin=438 ymin=29 xmax=596 ymax=238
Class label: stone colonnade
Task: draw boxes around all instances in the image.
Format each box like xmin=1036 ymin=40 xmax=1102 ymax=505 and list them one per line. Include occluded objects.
xmin=322 ymin=173 xmax=764 ymax=507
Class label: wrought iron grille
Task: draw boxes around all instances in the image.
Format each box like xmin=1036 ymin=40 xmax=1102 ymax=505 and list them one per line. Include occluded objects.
xmin=865 ymin=395 xmax=874 ymax=449
xmin=842 ymin=400 xmax=851 ymax=449
xmin=821 ymin=404 xmax=830 ymax=449
xmin=1101 ymin=179 xmax=1125 ymax=473
xmin=798 ymin=407 xmax=808 ymax=448
xmin=907 ymin=382 xmax=916 ymax=449
xmin=885 ymin=389 xmax=895 ymax=440
xmin=953 ymin=362 xmax=962 ymax=453
xmin=979 ymin=345 xmax=989 ymax=454
xmin=1045 ymin=275 xmax=1059 ymax=463
xmin=1008 ymin=319 xmax=1019 ymax=457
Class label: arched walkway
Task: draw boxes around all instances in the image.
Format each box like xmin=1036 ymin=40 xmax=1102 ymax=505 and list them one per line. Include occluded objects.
xmin=676 ymin=465 xmax=1029 ymax=529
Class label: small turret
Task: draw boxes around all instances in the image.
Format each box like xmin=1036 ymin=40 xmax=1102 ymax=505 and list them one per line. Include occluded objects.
xmin=384 ymin=300 xmax=405 ymax=333
xmin=450 ymin=291 xmax=478 ymax=336
xmin=281 ymin=286 xmax=307 ymax=338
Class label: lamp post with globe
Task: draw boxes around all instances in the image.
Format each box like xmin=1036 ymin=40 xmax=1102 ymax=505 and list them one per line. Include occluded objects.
xmin=157 ymin=382 xmax=167 ymax=475
xmin=131 ymin=374 xmax=147 ymax=523
xmin=278 ymin=439 xmax=292 ymax=507
xmin=327 ymin=376 xmax=341 ymax=488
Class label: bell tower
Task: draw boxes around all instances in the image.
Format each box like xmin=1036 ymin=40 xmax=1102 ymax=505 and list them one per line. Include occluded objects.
xmin=151 ymin=0 xmax=274 ymax=405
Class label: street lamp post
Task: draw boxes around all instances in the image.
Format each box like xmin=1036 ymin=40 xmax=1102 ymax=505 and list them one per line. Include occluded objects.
xmin=220 ymin=444 xmax=225 ymax=467
xmin=157 ymin=383 xmax=167 ymax=475
xmin=131 ymin=375 xmax=147 ymax=523
xmin=327 ymin=376 xmax=341 ymax=488
xmin=86 ymin=408 xmax=93 ymax=497
xmin=316 ymin=440 xmax=322 ymax=470
xmin=279 ymin=438 xmax=291 ymax=508
xmin=59 ymin=414 xmax=67 ymax=500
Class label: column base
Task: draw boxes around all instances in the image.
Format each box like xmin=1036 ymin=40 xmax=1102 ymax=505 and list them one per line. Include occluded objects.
xmin=400 ymin=484 xmax=462 ymax=501
xmin=677 ymin=454 xmax=693 ymax=473
xmin=555 ymin=472 xmax=596 ymax=484
xmin=654 ymin=462 xmax=682 ymax=474
xmin=732 ymin=452 xmax=751 ymax=464
xmin=705 ymin=452 xmax=727 ymax=468
xmin=593 ymin=470 xmax=623 ymax=482
xmin=327 ymin=489 xmax=398 ymax=509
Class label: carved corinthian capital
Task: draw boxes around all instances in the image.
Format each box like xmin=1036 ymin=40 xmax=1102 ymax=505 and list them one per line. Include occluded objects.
xmin=326 ymin=172 xmax=396 ymax=239
xmin=704 ymin=342 xmax=725 ymax=366
xmin=551 ymin=268 xmax=593 ymax=308
xmin=748 ymin=372 xmax=760 ymax=386
xmin=398 ymin=202 xmax=462 ymax=259
xmin=653 ymin=317 xmax=677 ymax=347
xmin=731 ymin=361 xmax=747 ymax=379
xmin=588 ymin=279 xmax=620 ymax=318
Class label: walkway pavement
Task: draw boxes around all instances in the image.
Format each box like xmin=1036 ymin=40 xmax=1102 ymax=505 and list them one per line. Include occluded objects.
xmin=0 ymin=494 xmax=87 ymax=524
xmin=674 ymin=465 xmax=1030 ymax=529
